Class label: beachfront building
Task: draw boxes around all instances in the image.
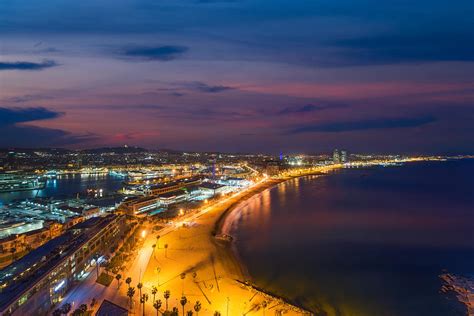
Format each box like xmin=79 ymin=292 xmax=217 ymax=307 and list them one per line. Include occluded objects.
xmin=117 ymin=189 xmax=191 ymax=216
xmin=217 ymin=177 xmax=253 ymax=188
xmin=0 ymin=214 xmax=126 ymax=316
xmin=117 ymin=195 xmax=161 ymax=216
xmin=157 ymin=189 xmax=190 ymax=206
xmin=145 ymin=176 xmax=202 ymax=196
xmin=198 ymin=182 xmax=227 ymax=196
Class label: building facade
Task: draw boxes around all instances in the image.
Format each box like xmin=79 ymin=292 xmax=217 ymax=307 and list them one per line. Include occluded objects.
xmin=0 ymin=214 xmax=126 ymax=316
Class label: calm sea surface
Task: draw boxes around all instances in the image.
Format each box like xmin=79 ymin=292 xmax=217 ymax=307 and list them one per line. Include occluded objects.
xmin=0 ymin=174 xmax=125 ymax=205
xmin=228 ymin=160 xmax=474 ymax=316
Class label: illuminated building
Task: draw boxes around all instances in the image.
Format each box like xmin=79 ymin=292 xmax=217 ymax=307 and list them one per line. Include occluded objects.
xmin=157 ymin=189 xmax=189 ymax=206
xmin=0 ymin=220 xmax=44 ymax=239
xmin=145 ymin=177 xmax=202 ymax=196
xmin=198 ymin=182 xmax=227 ymax=196
xmin=341 ymin=150 xmax=348 ymax=163
xmin=0 ymin=214 xmax=126 ymax=316
xmin=0 ymin=222 xmax=63 ymax=269
xmin=0 ymin=174 xmax=45 ymax=193
xmin=118 ymin=195 xmax=161 ymax=215
xmin=333 ymin=149 xmax=340 ymax=163
xmin=217 ymin=177 xmax=252 ymax=188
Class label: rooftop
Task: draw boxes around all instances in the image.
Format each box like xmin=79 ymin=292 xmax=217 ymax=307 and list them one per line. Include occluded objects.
xmin=159 ymin=189 xmax=188 ymax=199
xmin=148 ymin=176 xmax=202 ymax=190
xmin=199 ymin=182 xmax=225 ymax=190
xmin=95 ymin=299 xmax=128 ymax=316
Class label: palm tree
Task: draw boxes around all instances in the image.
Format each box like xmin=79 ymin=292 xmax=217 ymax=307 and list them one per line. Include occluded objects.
xmin=153 ymin=299 xmax=162 ymax=316
xmin=156 ymin=235 xmax=160 ymax=248
xmin=52 ymin=309 xmax=62 ymax=316
xmin=126 ymin=277 xmax=132 ymax=288
xmin=127 ymin=287 xmax=136 ymax=309
xmin=172 ymin=307 xmax=179 ymax=316
xmin=180 ymin=296 xmax=187 ymax=316
xmin=140 ymin=293 xmax=149 ymax=316
xmin=194 ymin=301 xmax=201 ymax=316
xmin=152 ymin=244 xmax=157 ymax=259
xmin=71 ymin=304 xmax=88 ymax=316
xmin=261 ymin=300 xmax=267 ymax=316
xmin=61 ymin=303 xmax=72 ymax=315
xmin=72 ymin=309 xmax=84 ymax=316
xmin=115 ymin=273 xmax=122 ymax=289
xmin=180 ymin=273 xmax=186 ymax=295
xmin=137 ymin=282 xmax=143 ymax=297
xmin=151 ymin=285 xmax=158 ymax=302
xmin=78 ymin=304 xmax=88 ymax=312
xmin=213 ymin=312 xmax=221 ymax=316
xmin=186 ymin=311 xmax=193 ymax=316
xmin=164 ymin=244 xmax=168 ymax=258
xmin=164 ymin=290 xmax=171 ymax=311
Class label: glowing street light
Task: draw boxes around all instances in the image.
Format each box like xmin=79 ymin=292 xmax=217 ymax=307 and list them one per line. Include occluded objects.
xmin=141 ymin=230 xmax=147 ymax=238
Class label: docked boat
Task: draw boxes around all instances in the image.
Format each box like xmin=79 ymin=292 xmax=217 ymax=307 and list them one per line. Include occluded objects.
xmin=0 ymin=174 xmax=46 ymax=192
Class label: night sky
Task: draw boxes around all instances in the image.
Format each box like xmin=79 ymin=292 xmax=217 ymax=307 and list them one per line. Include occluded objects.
xmin=1 ymin=0 xmax=473 ymax=154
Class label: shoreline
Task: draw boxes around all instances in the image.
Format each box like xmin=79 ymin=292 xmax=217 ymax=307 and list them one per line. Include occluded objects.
xmin=214 ymin=178 xmax=286 ymax=282
xmin=135 ymin=173 xmax=323 ymax=316
xmin=214 ymin=172 xmax=325 ymax=315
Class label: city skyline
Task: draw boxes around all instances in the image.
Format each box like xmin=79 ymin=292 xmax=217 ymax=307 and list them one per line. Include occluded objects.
xmin=1 ymin=0 xmax=473 ymax=154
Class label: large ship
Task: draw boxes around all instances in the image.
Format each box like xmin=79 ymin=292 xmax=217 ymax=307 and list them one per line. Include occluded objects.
xmin=0 ymin=174 xmax=46 ymax=192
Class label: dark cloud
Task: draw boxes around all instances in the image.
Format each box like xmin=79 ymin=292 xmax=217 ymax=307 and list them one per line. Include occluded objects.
xmin=0 ymin=107 xmax=95 ymax=147
xmin=187 ymin=82 xmax=234 ymax=93
xmin=170 ymin=92 xmax=185 ymax=97
xmin=143 ymin=81 xmax=234 ymax=96
xmin=0 ymin=107 xmax=62 ymax=126
xmin=278 ymin=103 xmax=345 ymax=115
xmin=3 ymin=94 xmax=55 ymax=104
xmin=35 ymin=47 xmax=61 ymax=54
xmin=80 ymin=104 xmax=165 ymax=111
xmin=0 ymin=125 xmax=97 ymax=147
xmin=121 ymin=45 xmax=188 ymax=61
xmin=290 ymin=116 xmax=437 ymax=134
xmin=0 ymin=60 xmax=58 ymax=71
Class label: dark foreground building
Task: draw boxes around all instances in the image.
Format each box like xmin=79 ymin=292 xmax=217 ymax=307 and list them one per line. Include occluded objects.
xmin=0 ymin=214 xmax=126 ymax=316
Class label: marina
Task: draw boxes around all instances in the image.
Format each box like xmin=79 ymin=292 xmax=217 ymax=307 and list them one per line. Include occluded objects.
xmin=0 ymin=174 xmax=46 ymax=193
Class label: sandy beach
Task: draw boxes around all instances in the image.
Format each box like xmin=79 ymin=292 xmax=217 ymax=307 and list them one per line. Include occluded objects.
xmin=136 ymin=177 xmax=312 ymax=315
